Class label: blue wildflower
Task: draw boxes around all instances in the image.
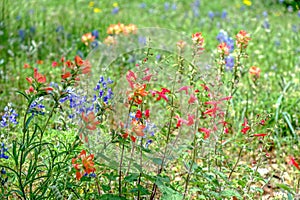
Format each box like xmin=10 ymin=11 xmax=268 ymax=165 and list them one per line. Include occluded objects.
xmin=221 ymin=10 xmax=227 ymax=19
xmin=208 ymin=11 xmax=214 ymax=19
xmin=225 ymin=56 xmax=234 ymax=70
xmin=112 ymin=7 xmax=119 ymax=14
xmin=139 ymin=3 xmax=146 ymax=9
xmin=145 ymin=139 xmax=153 ymax=148
xmin=91 ymin=30 xmax=99 ymax=39
xmin=0 ymin=143 xmax=9 ymax=159
xmin=18 ymin=29 xmax=26 ymax=41
xmin=1 ymin=168 xmax=6 ymax=174
xmin=164 ymin=2 xmax=170 ymax=10
xmin=0 ymin=104 xmax=18 ymax=128
xmin=138 ymin=36 xmax=147 ymax=45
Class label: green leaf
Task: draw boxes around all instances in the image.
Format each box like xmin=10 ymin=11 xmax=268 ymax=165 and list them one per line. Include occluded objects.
xmin=276 ymin=183 xmax=295 ymax=194
xmin=101 ymin=184 xmax=111 ymax=192
xmin=124 ymin=173 xmax=139 ymax=182
xmin=98 ymin=194 xmax=126 ymax=200
xmin=220 ymin=189 xmax=242 ymax=199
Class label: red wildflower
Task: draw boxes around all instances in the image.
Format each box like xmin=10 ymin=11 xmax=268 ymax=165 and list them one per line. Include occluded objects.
xmin=25 ymin=86 xmax=35 ymax=94
xmin=289 ymin=157 xmax=300 ymax=170
xmin=135 ymin=110 xmax=142 ymax=119
xmin=253 ymin=133 xmax=267 ymax=137
xmin=144 ymin=109 xmax=150 ymax=118
xmin=81 ymin=112 xmax=100 ymax=130
xmin=236 ymin=30 xmax=251 ymax=49
xmin=23 ymin=63 xmax=31 ymax=69
xmin=26 ymin=77 xmax=33 ymax=84
xmin=198 ymin=128 xmax=211 ymax=139
xmin=186 ymin=114 xmax=194 ymax=126
xmin=128 ymin=83 xmax=148 ymax=104
xmin=33 ymin=68 xmax=46 ymax=83
xmin=142 ymin=74 xmax=153 ymax=82
xmin=151 ymin=88 xmax=170 ymax=102
xmin=131 ymin=118 xmax=145 ymax=137
xmin=52 ymin=61 xmax=58 ymax=67
xmin=192 ymin=32 xmax=205 ymax=47
xmin=241 ymin=118 xmax=250 ymax=134
xmin=217 ymin=42 xmax=230 ymax=55
xmin=72 ymin=150 xmax=96 ymax=180
xmin=62 ymin=72 xmax=71 ymax=79
xmin=175 ymin=115 xmax=188 ymax=128
xmin=75 ymin=55 xmax=84 ymax=66
xmin=126 ymin=70 xmax=137 ymax=89
xmin=188 ymin=94 xmax=197 ymax=104
xmin=130 ymin=135 xmax=136 ymax=143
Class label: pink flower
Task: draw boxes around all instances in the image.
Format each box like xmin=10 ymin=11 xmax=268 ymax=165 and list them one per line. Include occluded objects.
xmin=188 ymin=94 xmax=197 ymax=104
xmin=52 ymin=61 xmax=58 ymax=67
xmin=175 ymin=115 xmax=187 ymax=128
xmin=186 ymin=114 xmax=194 ymax=126
xmin=151 ymin=88 xmax=170 ymax=102
xmin=126 ymin=70 xmax=137 ymax=89
xmin=178 ymin=86 xmax=190 ymax=95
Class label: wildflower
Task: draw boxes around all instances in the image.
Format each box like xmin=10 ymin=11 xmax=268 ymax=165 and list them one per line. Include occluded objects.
xmin=81 ymin=112 xmax=100 ymax=130
xmin=0 ymin=104 xmax=18 ymax=127
xmin=135 ymin=110 xmax=142 ymax=119
xmin=249 ymin=66 xmax=261 ymax=78
xmin=103 ymin=35 xmax=117 ymax=46
xmin=225 ymin=56 xmax=234 ymax=70
xmin=175 ymin=115 xmax=188 ymax=128
xmin=241 ymin=118 xmax=250 ymax=134
xmin=236 ymin=30 xmax=251 ymax=49
xmin=0 ymin=143 xmax=9 ymax=159
xmin=34 ymin=68 xmax=46 ymax=83
xmin=198 ymin=128 xmax=210 ymax=139
xmin=23 ymin=63 xmax=30 ymax=68
xmin=128 ymin=83 xmax=148 ymax=104
xmin=81 ymin=32 xmax=95 ymax=46
xmin=94 ymin=8 xmax=102 ymax=13
xmin=151 ymin=88 xmax=170 ymax=102
xmin=221 ymin=10 xmax=227 ymax=19
xmin=186 ymin=114 xmax=195 ymax=126
xmin=218 ymin=42 xmax=230 ymax=55
xmin=72 ymin=150 xmax=96 ymax=180
xmin=253 ymin=133 xmax=267 ymax=137
xmin=188 ymin=94 xmax=197 ymax=104
xmin=289 ymin=157 xmax=300 ymax=170
xmin=177 ymin=40 xmax=186 ymax=50
xmin=192 ymin=32 xmax=205 ymax=47
xmin=145 ymin=139 xmax=153 ymax=148
xmin=243 ymin=0 xmax=252 ymax=6
xmin=131 ymin=119 xmax=146 ymax=137
xmin=52 ymin=61 xmax=58 ymax=67
xmin=208 ymin=11 xmax=214 ymax=20
xmin=178 ymin=86 xmax=190 ymax=95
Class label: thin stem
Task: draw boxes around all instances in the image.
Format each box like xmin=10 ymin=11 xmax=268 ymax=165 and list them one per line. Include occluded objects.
xmin=119 ymin=143 xmax=125 ymax=197
xmin=183 ymin=109 xmax=199 ymax=199
xmin=150 ymin=98 xmax=175 ymax=199
xmin=228 ymin=146 xmax=243 ymax=179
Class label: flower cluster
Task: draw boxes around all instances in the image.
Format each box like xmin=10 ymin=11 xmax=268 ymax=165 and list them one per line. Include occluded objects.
xmin=249 ymin=66 xmax=261 ymax=81
xmin=25 ymin=68 xmax=53 ymax=94
xmin=107 ymin=23 xmax=137 ymax=35
xmin=72 ymin=150 xmax=96 ymax=180
xmin=0 ymin=104 xmax=18 ymax=128
xmin=28 ymin=97 xmax=45 ymax=116
xmin=94 ymin=76 xmax=114 ymax=104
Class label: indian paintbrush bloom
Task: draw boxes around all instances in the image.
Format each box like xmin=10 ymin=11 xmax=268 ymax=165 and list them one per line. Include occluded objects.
xmin=81 ymin=32 xmax=95 ymax=46
xmin=236 ymin=30 xmax=251 ymax=49
xmin=218 ymin=42 xmax=230 ymax=55
xmin=72 ymin=150 xmax=96 ymax=180
xmin=241 ymin=118 xmax=250 ymax=134
xmin=249 ymin=66 xmax=261 ymax=78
